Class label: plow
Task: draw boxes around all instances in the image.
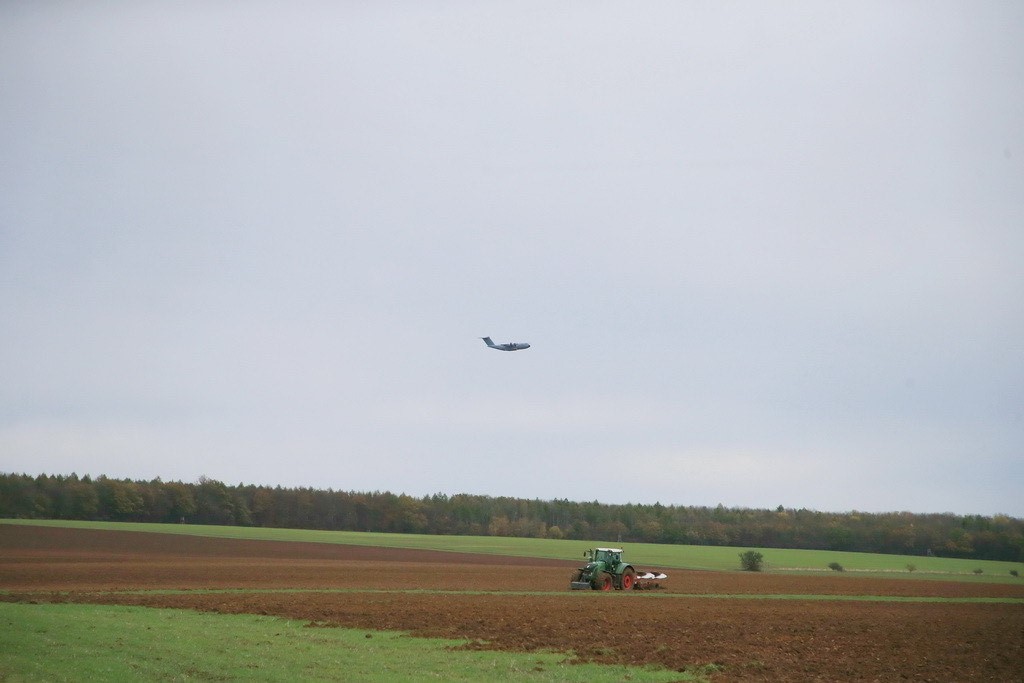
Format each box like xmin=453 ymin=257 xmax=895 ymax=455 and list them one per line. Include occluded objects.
xmin=569 ymin=547 xmax=667 ymax=591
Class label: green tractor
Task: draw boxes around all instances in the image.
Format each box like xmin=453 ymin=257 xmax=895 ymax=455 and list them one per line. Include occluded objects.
xmin=569 ymin=547 xmax=666 ymax=591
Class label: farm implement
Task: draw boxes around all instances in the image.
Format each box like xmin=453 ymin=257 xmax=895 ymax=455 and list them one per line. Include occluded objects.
xmin=569 ymin=547 xmax=667 ymax=591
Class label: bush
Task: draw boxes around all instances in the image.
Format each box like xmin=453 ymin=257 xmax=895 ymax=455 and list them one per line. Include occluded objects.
xmin=1011 ymin=570 xmax=1019 ymax=577
xmin=739 ymin=550 xmax=764 ymax=572
xmin=973 ymin=568 xmax=983 ymax=575
xmin=905 ymin=564 xmax=916 ymax=573
xmin=827 ymin=562 xmax=844 ymax=572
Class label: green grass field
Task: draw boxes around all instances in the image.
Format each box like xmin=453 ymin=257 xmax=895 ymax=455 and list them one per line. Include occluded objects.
xmin=3 ymin=518 xmax=1021 ymax=581
xmin=0 ymin=602 xmax=707 ymax=682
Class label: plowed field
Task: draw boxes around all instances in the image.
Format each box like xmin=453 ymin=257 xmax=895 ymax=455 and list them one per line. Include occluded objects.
xmin=3 ymin=525 xmax=1022 ymax=681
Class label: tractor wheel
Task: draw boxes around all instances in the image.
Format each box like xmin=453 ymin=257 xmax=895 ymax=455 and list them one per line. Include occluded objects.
xmin=594 ymin=572 xmax=613 ymax=591
xmin=620 ymin=568 xmax=636 ymax=590
xmin=571 ymin=570 xmax=584 ymax=583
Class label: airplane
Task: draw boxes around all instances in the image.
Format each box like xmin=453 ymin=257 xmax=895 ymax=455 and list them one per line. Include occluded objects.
xmin=481 ymin=336 xmax=531 ymax=351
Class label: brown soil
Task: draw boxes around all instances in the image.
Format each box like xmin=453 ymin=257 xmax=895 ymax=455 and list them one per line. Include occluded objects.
xmin=2 ymin=524 xmax=1022 ymax=681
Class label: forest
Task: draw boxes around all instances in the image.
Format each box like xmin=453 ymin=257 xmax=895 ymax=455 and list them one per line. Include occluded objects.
xmin=1 ymin=472 xmax=1021 ymax=562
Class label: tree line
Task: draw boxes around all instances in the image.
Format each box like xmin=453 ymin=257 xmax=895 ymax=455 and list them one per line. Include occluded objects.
xmin=1 ymin=472 xmax=1022 ymax=562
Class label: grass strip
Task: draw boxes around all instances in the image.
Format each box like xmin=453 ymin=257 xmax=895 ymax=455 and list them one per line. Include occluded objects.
xmin=1 ymin=602 xmax=709 ymax=682
xmin=5 ymin=587 xmax=1022 ymax=604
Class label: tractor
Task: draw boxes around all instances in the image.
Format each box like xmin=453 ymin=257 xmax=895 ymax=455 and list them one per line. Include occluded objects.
xmin=569 ymin=547 xmax=667 ymax=591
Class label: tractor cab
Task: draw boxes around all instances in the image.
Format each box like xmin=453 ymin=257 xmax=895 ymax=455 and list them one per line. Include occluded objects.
xmin=591 ymin=548 xmax=622 ymax=567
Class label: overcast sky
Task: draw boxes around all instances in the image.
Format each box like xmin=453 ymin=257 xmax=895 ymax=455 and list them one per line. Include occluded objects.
xmin=2 ymin=2 xmax=1022 ymax=517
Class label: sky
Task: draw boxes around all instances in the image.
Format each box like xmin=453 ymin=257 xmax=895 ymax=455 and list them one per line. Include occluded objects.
xmin=2 ymin=2 xmax=1022 ymax=517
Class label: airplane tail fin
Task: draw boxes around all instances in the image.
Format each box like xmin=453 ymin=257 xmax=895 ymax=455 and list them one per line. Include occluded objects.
xmin=481 ymin=337 xmax=495 ymax=347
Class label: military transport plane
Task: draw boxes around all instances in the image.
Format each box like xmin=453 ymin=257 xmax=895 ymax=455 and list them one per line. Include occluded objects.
xmin=481 ymin=337 xmax=531 ymax=351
